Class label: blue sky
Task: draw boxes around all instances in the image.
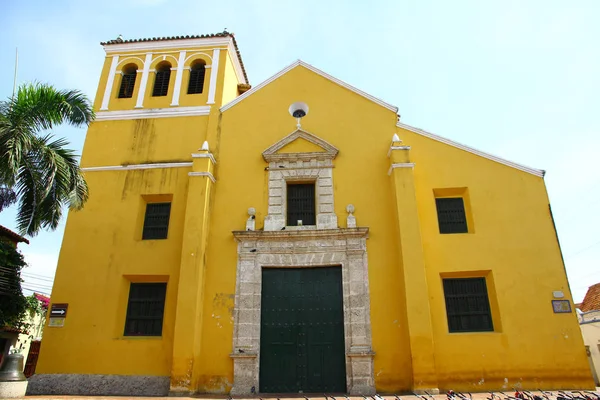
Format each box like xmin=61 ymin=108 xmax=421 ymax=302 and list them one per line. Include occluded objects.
xmin=1 ymin=0 xmax=599 ymax=302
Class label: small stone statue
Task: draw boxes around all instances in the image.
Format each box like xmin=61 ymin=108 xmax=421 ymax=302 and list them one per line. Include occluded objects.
xmin=346 ymin=204 xmax=356 ymax=228
xmin=246 ymin=208 xmax=256 ymax=231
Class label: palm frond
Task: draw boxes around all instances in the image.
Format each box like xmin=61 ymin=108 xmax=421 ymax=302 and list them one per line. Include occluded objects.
xmin=4 ymin=83 xmax=95 ymax=132
xmin=14 ymin=155 xmax=42 ymax=235
xmin=0 ymin=185 xmax=17 ymax=211
xmin=0 ymin=114 xmax=34 ymax=187
xmin=1 ymin=83 xmax=93 ymax=236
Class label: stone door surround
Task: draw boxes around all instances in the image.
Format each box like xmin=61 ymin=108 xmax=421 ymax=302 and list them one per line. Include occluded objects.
xmin=230 ymin=228 xmax=375 ymax=396
xmin=263 ymin=129 xmax=339 ymax=231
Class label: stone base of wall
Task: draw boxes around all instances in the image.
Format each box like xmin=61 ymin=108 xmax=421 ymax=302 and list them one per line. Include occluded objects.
xmin=27 ymin=374 xmax=169 ymax=396
xmin=0 ymin=381 xmax=28 ymax=398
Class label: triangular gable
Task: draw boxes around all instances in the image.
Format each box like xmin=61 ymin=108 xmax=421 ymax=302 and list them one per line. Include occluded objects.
xmin=263 ymin=129 xmax=339 ymax=163
xmin=397 ymin=122 xmax=545 ymax=178
xmin=221 ymin=60 xmax=398 ymax=113
xmin=278 ymin=137 xmax=327 ymax=153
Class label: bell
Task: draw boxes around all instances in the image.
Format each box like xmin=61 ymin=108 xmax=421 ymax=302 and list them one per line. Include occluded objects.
xmin=0 ymin=354 xmax=26 ymax=382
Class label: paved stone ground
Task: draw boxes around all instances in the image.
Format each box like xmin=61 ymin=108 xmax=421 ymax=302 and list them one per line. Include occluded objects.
xmin=19 ymin=389 xmax=600 ymax=400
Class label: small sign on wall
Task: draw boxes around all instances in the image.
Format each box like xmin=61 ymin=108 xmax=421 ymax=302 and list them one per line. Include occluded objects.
xmin=48 ymin=303 xmax=69 ymax=327
xmin=552 ymin=299 xmax=572 ymax=313
xmin=48 ymin=318 xmax=65 ymax=327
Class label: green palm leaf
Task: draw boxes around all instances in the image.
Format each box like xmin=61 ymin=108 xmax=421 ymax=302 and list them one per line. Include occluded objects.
xmin=0 ymin=83 xmax=94 ymax=236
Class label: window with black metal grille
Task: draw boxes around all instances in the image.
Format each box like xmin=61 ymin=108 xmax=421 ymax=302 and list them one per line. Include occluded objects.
xmin=124 ymin=283 xmax=167 ymax=336
xmin=152 ymin=64 xmax=171 ymax=97
xmin=118 ymin=67 xmax=137 ymax=98
xmin=435 ymin=197 xmax=468 ymax=234
xmin=187 ymin=62 xmax=206 ymax=94
xmin=287 ymin=183 xmax=316 ymax=226
xmin=443 ymin=277 xmax=494 ymax=332
xmin=142 ymin=202 xmax=171 ymax=240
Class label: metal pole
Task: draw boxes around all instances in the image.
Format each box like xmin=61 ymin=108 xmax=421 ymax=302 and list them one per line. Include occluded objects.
xmin=12 ymin=47 xmax=18 ymax=102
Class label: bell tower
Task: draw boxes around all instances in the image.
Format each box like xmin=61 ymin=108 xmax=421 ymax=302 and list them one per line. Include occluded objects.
xmin=93 ymin=32 xmax=248 ymax=118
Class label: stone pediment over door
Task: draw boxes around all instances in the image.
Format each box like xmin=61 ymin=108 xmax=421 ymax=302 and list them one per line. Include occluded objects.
xmin=262 ymin=129 xmax=339 ymax=162
xmin=262 ymin=129 xmax=340 ymax=231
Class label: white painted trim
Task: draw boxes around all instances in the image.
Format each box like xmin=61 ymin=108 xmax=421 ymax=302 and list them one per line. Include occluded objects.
xmin=387 ymin=145 xmax=411 ymax=158
xmin=103 ymin=37 xmax=231 ymax=53
xmin=220 ymin=60 xmax=396 ymax=113
xmin=388 ymin=163 xmax=415 ymax=175
xmin=100 ymin=55 xmax=119 ymax=111
xmin=188 ymin=171 xmax=216 ymax=182
xmin=262 ymin=128 xmax=339 ymax=162
xmin=95 ymin=106 xmax=211 ymax=121
xmin=135 ymin=53 xmax=153 ymax=108
xmin=191 ymin=152 xmax=217 ymax=165
xmin=207 ymin=48 xmax=220 ymax=105
xmin=227 ymin=40 xmax=247 ymax=84
xmin=171 ymin=51 xmax=186 ymax=106
xmin=103 ymin=38 xmax=247 ymax=84
xmin=396 ymin=122 xmax=545 ymax=177
xmin=184 ymin=51 xmax=214 ymax=63
xmin=82 ymin=162 xmax=192 ymax=172
xmin=150 ymin=54 xmax=178 ymax=66
xmin=116 ymin=56 xmax=145 ymax=69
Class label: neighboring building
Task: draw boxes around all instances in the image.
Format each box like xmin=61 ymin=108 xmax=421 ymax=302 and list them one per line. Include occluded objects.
xmin=0 ymin=225 xmax=29 ymax=366
xmin=16 ymin=293 xmax=49 ymax=378
xmin=32 ymin=32 xmax=594 ymax=396
xmin=577 ymin=283 xmax=600 ymax=386
xmin=0 ymin=225 xmax=29 ymax=247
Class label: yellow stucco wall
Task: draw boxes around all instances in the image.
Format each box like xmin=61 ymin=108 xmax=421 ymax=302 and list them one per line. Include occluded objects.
xmin=37 ymin=39 xmax=595 ymax=395
xmin=37 ymin=168 xmax=189 ymax=375
xmin=221 ymin=52 xmax=240 ymax=105
xmin=401 ymin=129 xmax=592 ymax=390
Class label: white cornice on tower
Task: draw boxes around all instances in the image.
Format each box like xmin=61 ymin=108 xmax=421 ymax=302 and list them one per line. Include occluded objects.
xmin=102 ymin=36 xmax=247 ymax=85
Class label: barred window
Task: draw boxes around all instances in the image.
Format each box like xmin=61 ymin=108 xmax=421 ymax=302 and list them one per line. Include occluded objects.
xmin=187 ymin=61 xmax=206 ymax=94
xmin=118 ymin=65 xmax=137 ymax=99
xmin=124 ymin=283 xmax=166 ymax=336
xmin=443 ymin=277 xmax=493 ymax=333
xmin=142 ymin=202 xmax=171 ymax=240
xmin=152 ymin=63 xmax=171 ymax=97
xmin=435 ymin=197 xmax=468 ymax=234
xmin=287 ymin=183 xmax=316 ymax=226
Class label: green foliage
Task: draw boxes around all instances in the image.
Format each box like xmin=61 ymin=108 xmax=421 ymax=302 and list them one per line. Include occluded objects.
xmin=0 ymin=240 xmax=47 ymax=339
xmin=0 ymin=240 xmax=28 ymax=330
xmin=0 ymin=83 xmax=95 ymax=236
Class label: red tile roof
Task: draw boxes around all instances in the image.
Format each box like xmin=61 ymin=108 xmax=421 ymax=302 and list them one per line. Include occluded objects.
xmin=0 ymin=326 xmax=23 ymax=334
xmin=579 ymin=282 xmax=600 ymax=312
xmin=0 ymin=225 xmax=29 ymax=244
xmin=100 ymin=31 xmax=249 ymax=83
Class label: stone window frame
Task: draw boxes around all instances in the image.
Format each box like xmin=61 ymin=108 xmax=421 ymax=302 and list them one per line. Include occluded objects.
xmin=263 ymin=129 xmax=339 ymax=231
xmin=230 ymin=229 xmax=376 ymax=396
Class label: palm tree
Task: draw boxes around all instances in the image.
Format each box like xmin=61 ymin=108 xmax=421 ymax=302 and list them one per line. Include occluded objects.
xmin=0 ymin=83 xmax=94 ymax=236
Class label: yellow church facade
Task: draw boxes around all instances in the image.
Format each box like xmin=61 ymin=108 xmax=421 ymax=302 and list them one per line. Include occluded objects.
xmin=30 ymin=33 xmax=594 ymax=396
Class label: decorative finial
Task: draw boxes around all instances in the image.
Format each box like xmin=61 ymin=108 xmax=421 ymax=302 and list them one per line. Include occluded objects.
xmin=392 ymin=133 xmax=400 ymax=142
xmin=246 ymin=207 xmax=256 ymax=231
xmin=200 ymin=141 xmax=209 ymax=151
xmin=346 ymin=204 xmax=356 ymax=228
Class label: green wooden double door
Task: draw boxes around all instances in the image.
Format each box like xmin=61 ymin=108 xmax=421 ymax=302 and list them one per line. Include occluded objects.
xmin=259 ymin=267 xmax=346 ymax=393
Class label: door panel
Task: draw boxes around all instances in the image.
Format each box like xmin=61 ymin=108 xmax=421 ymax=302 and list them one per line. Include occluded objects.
xmin=260 ymin=267 xmax=346 ymax=393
